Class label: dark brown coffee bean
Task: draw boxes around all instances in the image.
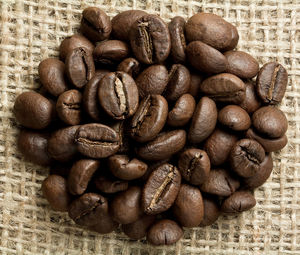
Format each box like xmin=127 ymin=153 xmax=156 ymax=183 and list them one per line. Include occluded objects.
xmin=204 ymin=128 xmax=238 ymax=166
xmin=42 ymin=175 xmax=71 ymax=212
xmin=81 ymin=7 xmax=111 ymax=42
xmin=199 ymin=196 xmax=220 ymax=227
xmin=67 ymin=159 xmax=100 ymax=195
xmin=239 ymin=81 xmax=261 ymax=114
xmin=130 ymin=95 xmax=168 ymax=143
xmin=18 ymin=129 xmax=51 ymax=166
xmin=147 ymin=219 xmax=183 ymax=245
xmin=117 ymin=58 xmax=140 ymax=78
xmin=94 ymin=174 xmax=128 ymax=194
xmin=172 ymin=184 xmax=204 ymax=227
xmin=65 ymin=47 xmax=95 ymax=89
xmin=142 ymin=163 xmax=181 ymax=215
xmin=38 ymin=58 xmax=68 ymax=97
xmin=137 ymin=130 xmax=186 ymax=161
xmin=178 ymin=148 xmax=210 ymax=185
xmin=188 ymin=97 xmax=217 ymax=144
xmin=130 ymin=14 xmax=171 ymax=64
xmin=200 ymin=168 xmax=240 ymax=196
xmin=14 ymin=91 xmax=54 ymax=129
xmin=256 ymin=62 xmax=288 ymax=104
xmin=185 ymin=13 xmax=239 ymax=51
xmin=89 ymin=217 xmax=118 ymax=234
xmin=221 ymin=191 xmax=256 ymax=213
xmin=98 ymin=71 xmax=139 ymax=120
xmin=141 ymin=158 xmax=171 ymax=182
xmin=109 ymin=120 xmax=131 ymax=154
xmin=135 ymin=65 xmax=169 ymax=98
xmin=168 ymin=16 xmax=186 ymax=63
xmin=200 ymin=73 xmax=246 ymax=104
xmin=230 ymin=139 xmax=265 ymax=178
xmin=218 ymin=105 xmax=251 ymax=131
xmin=110 ymin=186 xmax=142 ymax=224
xmin=252 ymin=106 xmax=288 ymax=138
xmin=75 ymin=123 xmax=120 ymax=158
xmin=108 ymin=155 xmax=147 ymax=180
xmin=188 ymin=72 xmax=203 ymax=98
xmin=186 ymin=41 xmax=228 ymax=74
xmin=224 ymin=50 xmax=259 ymax=79
xmin=167 ymin=93 xmax=196 ymax=127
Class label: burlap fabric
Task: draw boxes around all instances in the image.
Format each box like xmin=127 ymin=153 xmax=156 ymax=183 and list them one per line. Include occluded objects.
xmin=0 ymin=0 xmax=299 ymax=254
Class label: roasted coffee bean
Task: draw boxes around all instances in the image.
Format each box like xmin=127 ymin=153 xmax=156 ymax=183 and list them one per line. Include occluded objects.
xmin=230 ymin=139 xmax=265 ymax=178
xmin=188 ymin=72 xmax=203 ymax=98
xmin=178 ymin=148 xmax=210 ymax=185
xmin=65 ymin=47 xmax=95 ymax=88
xmin=18 ymin=129 xmax=51 ymax=166
xmin=246 ymin=128 xmax=288 ymax=152
xmin=110 ymin=186 xmax=142 ymax=224
xmin=185 ymin=13 xmax=239 ymax=51
xmin=108 ymin=155 xmax=147 ymax=180
xmin=252 ymin=106 xmax=288 ymax=138
xmin=38 ymin=58 xmax=68 ymax=97
xmin=117 ymin=58 xmax=140 ymax=78
xmin=130 ymin=14 xmax=171 ymax=64
xmin=68 ymin=159 xmax=100 ymax=195
xmin=109 ymin=120 xmax=131 ymax=154
xmin=89 ymin=217 xmax=118 ymax=234
xmin=56 ymin=89 xmax=82 ymax=125
xmin=98 ymin=71 xmax=139 ymax=120
xmin=42 ymin=175 xmax=71 ymax=212
xmin=14 ymin=91 xmax=54 ymax=129
xmin=142 ymin=163 xmax=181 ymax=215
xmin=130 ymin=95 xmax=168 ymax=143
xmin=93 ymin=40 xmax=130 ymax=66
xmin=75 ymin=123 xmax=120 ymax=158
xmin=137 ymin=130 xmax=186 ymax=161
xmin=168 ymin=16 xmax=186 ymax=63
xmin=256 ymin=62 xmax=288 ymax=104
xmin=94 ymin=174 xmax=128 ymax=194
xmin=239 ymin=81 xmax=261 ymax=114
xmin=221 ymin=191 xmax=256 ymax=213
xmin=172 ymin=184 xmax=204 ymax=227
xmin=167 ymin=93 xmax=196 ymax=127
xmin=81 ymin=7 xmax=111 ymax=42
xmin=135 ymin=65 xmax=169 ymax=98
xmin=204 ymin=128 xmax=238 ymax=166
xmin=199 ymin=196 xmax=220 ymax=227
xmin=186 ymin=41 xmax=228 ymax=74
xmin=218 ymin=105 xmax=251 ymax=131
xmin=200 ymin=168 xmax=240 ymax=196
xmin=164 ymin=64 xmax=191 ymax=101
xmin=224 ymin=50 xmax=259 ymax=79
xmin=141 ymin=158 xmax=171 ymax=182
xmin=200 ymin=73 xmax=246 ymax=104
xmin=147 ymin=219 xmax=183 ymax=245
xmin=188 ymin=97 xmax=217 ymax=144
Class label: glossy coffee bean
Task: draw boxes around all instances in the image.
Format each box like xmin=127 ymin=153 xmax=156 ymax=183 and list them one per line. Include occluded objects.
xmin=42 ymin=175 xmax=71 ymax=212
xmin=14 ymin=91 xmax=54 ymax=129
xmin=178 ymin=148 xmax=210 ymax=185
xmin=199 ymin=196 xmax=220 ymax=227
xmin=142 ymin=163 xmax=181 ymax=215
xmin=130 ymin=14 xmax=171 ymax=64
xmin=221 ymin=191 xmax=256 ymax=213
xmin=239 ymin=81 xmax=261 ymax=114
xmin=188 ymin=72 xmax=203 ymax=98
xmin=256 ymin=62 xmax=288 ymax=104
xmin=188 ymin=97 xmax=217 ymax=143
xmin=94 ymin=174 xmax=128 ymax=194
xmin=117 ymin=58 xmax=140 ymax=78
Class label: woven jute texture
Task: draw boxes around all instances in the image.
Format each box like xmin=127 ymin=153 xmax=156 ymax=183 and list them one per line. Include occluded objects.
xmin=0 ymin=0 xmax=299 ymax=254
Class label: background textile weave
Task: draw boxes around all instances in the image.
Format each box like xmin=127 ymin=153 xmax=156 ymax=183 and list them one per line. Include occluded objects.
xmin=0 ymin=0 xmax=299 ymax=254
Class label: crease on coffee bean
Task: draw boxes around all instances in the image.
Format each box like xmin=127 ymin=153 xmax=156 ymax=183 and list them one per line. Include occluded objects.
xmin=79 ymin=49 xmax=90 ymax=82
xmin=138 ymin=22 xmax=153 ymax=62
xmin=224 ymin=176 xmax=235 ymax=194
xmin=239 ymin=145 xmax=260 ymax=164
xmin=132 ymin=96 xmax=152 ymax=135
xmin=74 ymin=199 xmax=104 ymax=222
xmin=76 ymin=137 xmax=118 ymax=146
xmin=114 ymin=76 xmax=128 ymax=116
xmin=267 ymin=64 xmax=280 ymax=102
xmin=186 ymin=153 xmax=202 ymax=180
xmin=63 ymin=102 xmax=81 ymax=110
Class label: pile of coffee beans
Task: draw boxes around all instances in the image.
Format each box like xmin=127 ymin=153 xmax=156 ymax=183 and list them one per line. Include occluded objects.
xmin=14 ymin=7 xmax=288 ymax=245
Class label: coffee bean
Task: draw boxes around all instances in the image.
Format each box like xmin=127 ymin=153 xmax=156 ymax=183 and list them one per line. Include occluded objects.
xmin=199 ymin=195 xmax=220 ymax=227
xmin=14 ymin=91 xmax=54 ymax=129
xmin=117 ymin=58 xmax=140 ymax=78
xmin=147 ymin=219 xmax=183 ymax=245
xmin=178 ymin=148 xmax=210 ymax=185
xmin=142 ymin=163 xmax=181 ymax=215
xmin=172 ymin=184 xmax=204 ymax=227
xmin=224 ymin=50 xmax=259 ymax=79
xmin=98 ymin=71 xmax=139 ymax=120
xmin=256 ymin=62 xmax=288 ymax=104
xmin=109 ymin=120 xmax=131 ymax=154
xmin=42 ymin=175 xmax=71 ymax=212
xmin=252 ymin=106 xmax=288 ymax=138
xmin=141 ymin=158 xmax=171 ymax=182
xmin=94 ymin=174 xmax=128 ymax=194
xmin=137 ymin=130 xmax=186 ymax=161
xmin=239 ymin=81 xmax=261 ymax=114
xmin=130 ymin=14 xmax=171 ymax=64
xmin=221 ymin=191 xmax=256 ymax=213
xmin=81 ymin=7 xmax=111 ymax=42
xmin=89 ymin=218 xmax=118 ymax=234
xmin=188 ymin=97 xmax=217 ymax=144
xmin=218 ymin=105 xmax=251 ymax=131
xmin=49 ymin=162 xmax=72 ymax=177
xmin=66 ymin=47 xmax=95 ymax=89
xmin=188 ymin=72 xmax=203 ymax=98
xmin=186 ymin=41 xmax=228 ymax=74
xmin=130 ymin=95 xmax=168 ymax=143
xmin=200 ymin=73 xmax=246 ymax=104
